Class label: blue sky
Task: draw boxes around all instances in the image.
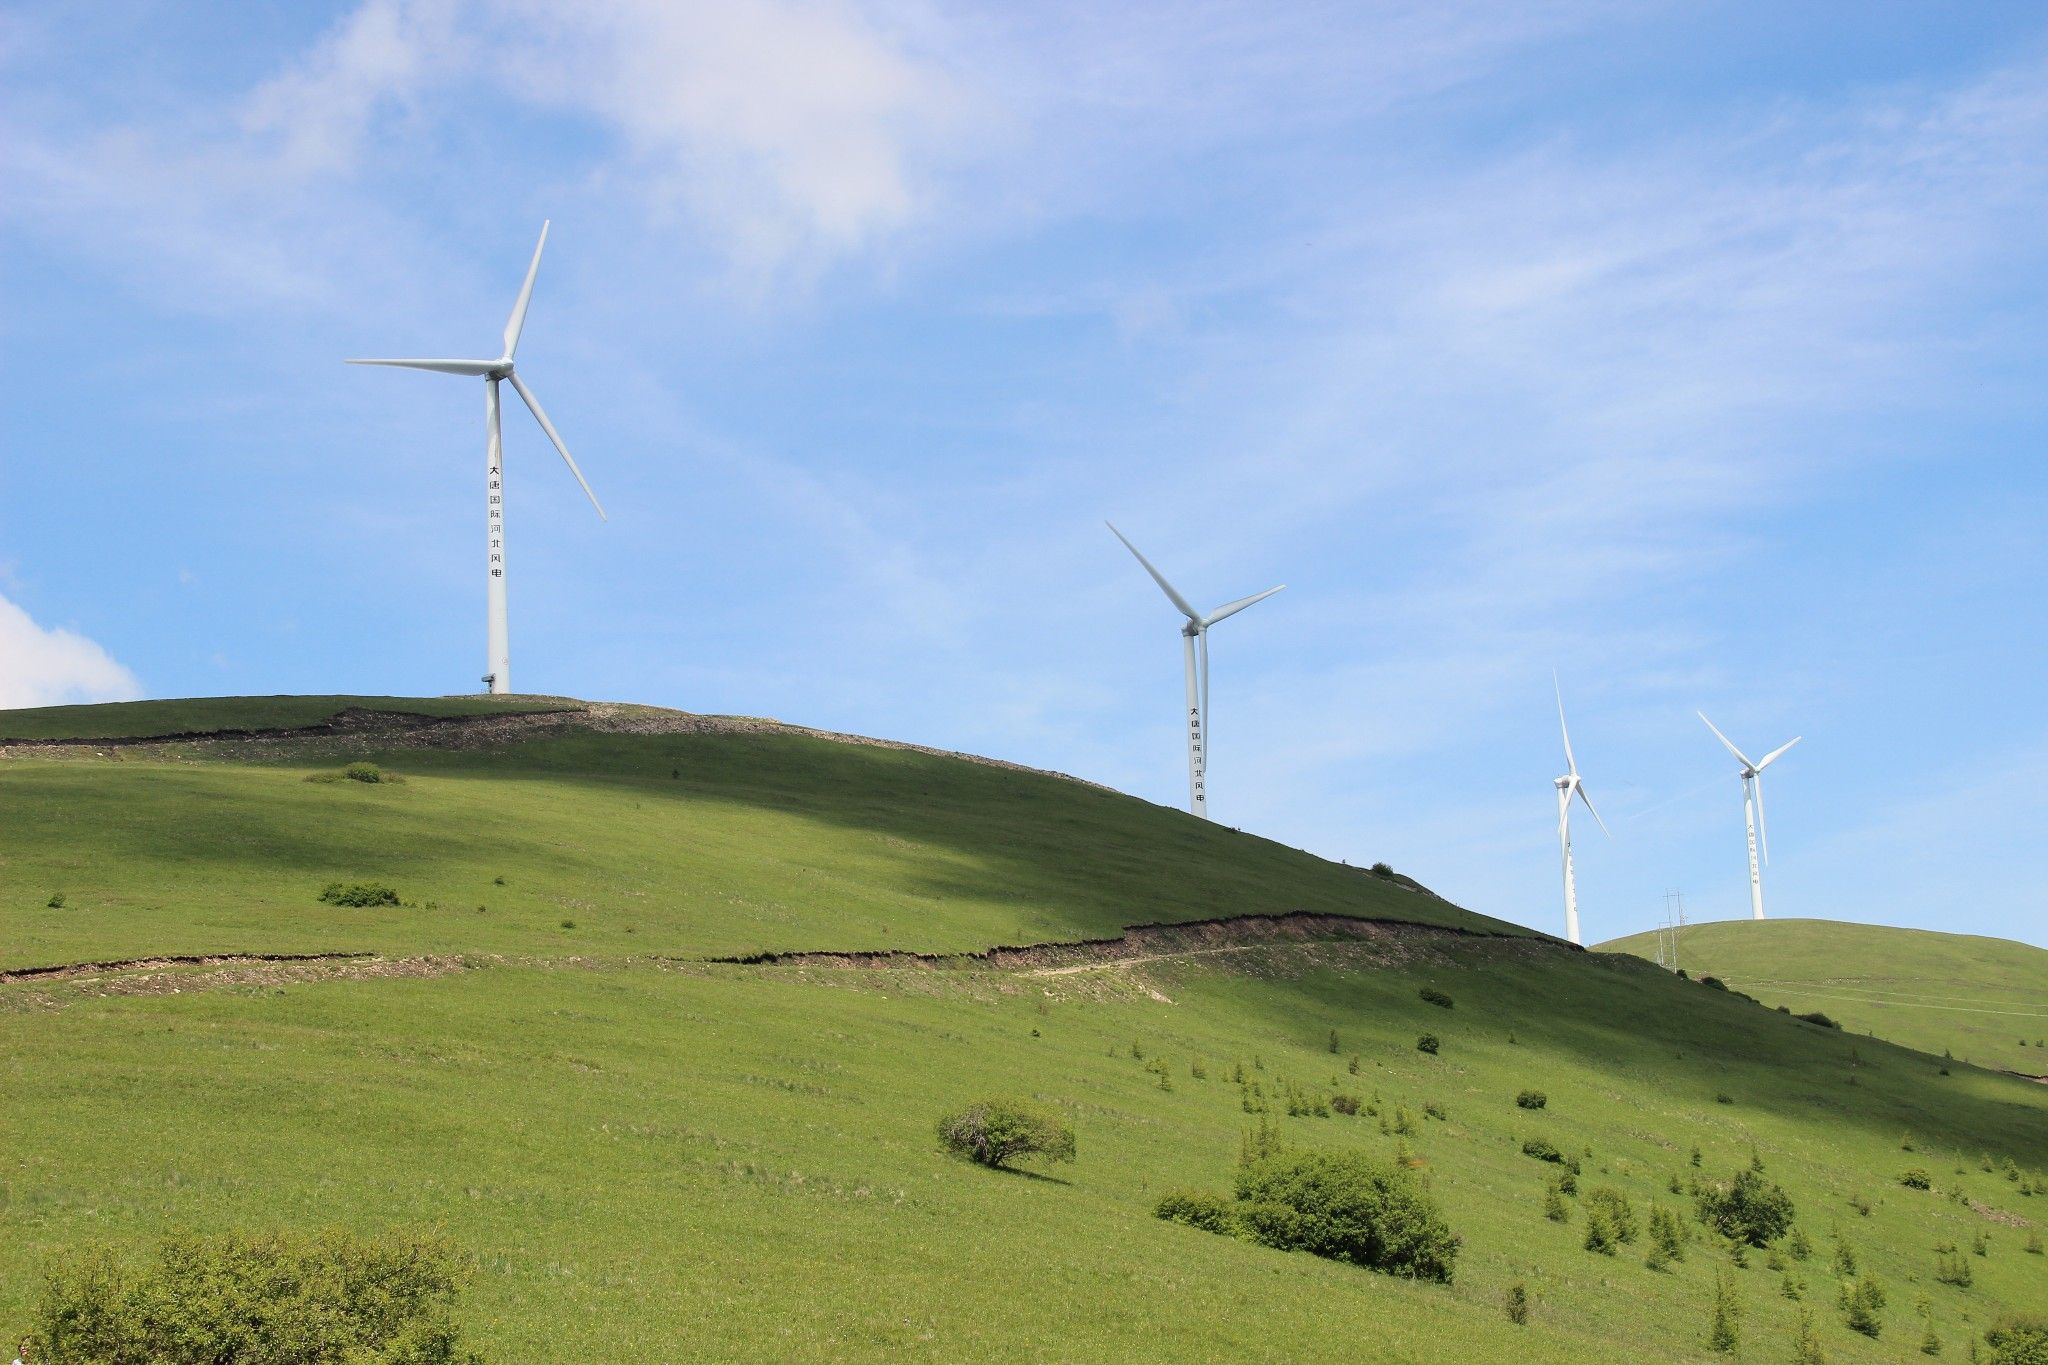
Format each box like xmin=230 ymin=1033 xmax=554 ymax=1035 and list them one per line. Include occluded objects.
xmin=4 ymin=1 xmax=2045 ymax=948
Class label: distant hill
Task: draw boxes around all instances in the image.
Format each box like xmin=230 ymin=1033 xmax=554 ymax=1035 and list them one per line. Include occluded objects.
xmin=1599 ymin=918 xmax=2048 ymax=1076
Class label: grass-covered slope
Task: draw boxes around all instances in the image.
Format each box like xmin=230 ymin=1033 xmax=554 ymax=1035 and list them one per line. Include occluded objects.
xmin=0 ymin=698 xmax=1508 ymax=971
xmin=4 ymin=699 xmax=2046 ymax=1362
xmin=1599 ymin=919 xmax=2048 ymax=1077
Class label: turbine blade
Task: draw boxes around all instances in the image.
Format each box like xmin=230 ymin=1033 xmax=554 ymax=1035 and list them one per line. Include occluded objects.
xmin=1576 ymin=779 xmax=1612 ymax=838
xmin=507 ymin=373 xmax=605 ymax=520
xmin=503 ymin=221 xmax=550 ymax=360
xmin=1203 ymin=584 xmax=1285 ymax=627
xmin=1556 ymin=674 xmax=1578 ymax=777
xmin=1106 ymin=522 xmax=1199 ymax=620
xmin=346 ymin=358 xmax=500 ymax=376
xmin=1697 ymin=712 xmax=1755 ymax=770
xmin=1755 ymin=736 xmax=1802 ymax=771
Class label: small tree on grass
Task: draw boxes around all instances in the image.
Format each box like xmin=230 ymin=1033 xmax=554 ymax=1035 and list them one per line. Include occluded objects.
xmin=1503 ymin=1282 xmax=1530 ymax=1326
xmin=936 ymin=1099 xmax=1075 ymax=1170
xmin=1842 ymin=1273 xmax=1887 ymax=1338
xmin=1415 ymin=1034 xmax=1440 ymax=1055
xmin=1792 ymin=1309 xmax=1827 ymax=1364
xmin=1709 ymin=1269 xmax=1741 ymax=1354
xmin=1515 ymin=1090 xmax=1547 ymax=1110
xmin=22 ymin=1228 xmax=480 ymax=1364
xmin=1695 ymin=1167 xmax=1796 ymax=1246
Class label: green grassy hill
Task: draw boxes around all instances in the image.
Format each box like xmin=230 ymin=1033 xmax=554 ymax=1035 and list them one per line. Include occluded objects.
xmin=1599 ymin=919 xmax=2048 ymax=1078
xmin=4 ymin=698 xmax=2045 ymax=1362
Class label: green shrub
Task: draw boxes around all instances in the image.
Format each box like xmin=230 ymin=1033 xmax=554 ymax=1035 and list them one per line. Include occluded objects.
xmin=1369 ymin=862 xmax=1395 ymax=878
xmin=1504 ymin=1282 xmax=1530 ymax=1326
xmin=1843 ymin=1274 xmax=1886 ymax=1338
xmin=1154 ymin=1190 xmax=1235 ymax=1235
xmin=1231 ymin=1149 xmax=1460 ymax=1283
xmin=1581 ymin=1187 xmax=1637 ymax=1253
xmin=21 ymin=1228 xmax=480 ymax=1365
xmin=1709 ymin=1269 xmax=1740 ymax=1353
xmin=1694 ymin=1168 xmax=1796 ymax=1246
xmin=1700 ymin=975 xmax=1729 ymax=991
xmin=1796 ymin=1011 xmax=1841 ymax=1029
xmin=344 ymin=762 xmax=387 ymax=783
xmin=1416 ymin=1034 xmax=1440 ymax=1055
xmin=318 ymin=882 xmax=401 ymax=908
xmin=1983 ymin=1316 xmax=2048 ymax=1364
xmin=1900 ymin=1168 xmax=1932 ymax=1190
xmin=936 ymin=1099 xmax=1075 ymax=1170
xmin=45 ymin=891 xmax=65 ymax=909
xmin=1515 ymin=1090 xmax=1547 ymax=1110
xmin=1792 ymin=1309 xmax=1825 ymax=1364
xmin=1522 ymin=1139 xmax=1564 ymax=1164
xmin=1543 ymin=1182 xmax=1569 ymax=1222
xmin=1419 ymin=987 xmax=1454 ymax=1009
xmin=1330 ymin=1093 xmax=1361 ymax=1116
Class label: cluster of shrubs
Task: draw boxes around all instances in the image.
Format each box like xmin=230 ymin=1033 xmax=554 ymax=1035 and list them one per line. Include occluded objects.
xmin=20 ymin=1228 xmax=480 ymax=1364
xmin=1514 ymin=1089 xmax=1547 ymax=1110
xmin=936 ymin=1099 xmax=1075 ymax=1170
xmin=1156 ymin=1147 xmax=1461 ymax=1283
xmin=1694 ymin=1168 xmax=1796 ymax=1246
xmin=1418 ymin=987 xmax=1454 ymax=1010
xmin=318 ymin=882 xmax=402 ymax=908
xmin=317 ymin=888 xmax=401 ymax=908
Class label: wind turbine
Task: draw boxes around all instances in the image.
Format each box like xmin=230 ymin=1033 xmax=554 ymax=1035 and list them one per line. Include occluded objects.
xmin=348 ymin=221 xmax=605 ymax=695
xmin=1107 ymin=523 xmax=1283 ymax=819
xmin=1553 ymin=680 xmax=1610 ymax=946
xmin=1698 ymin=713 xmax=1801 ymax=920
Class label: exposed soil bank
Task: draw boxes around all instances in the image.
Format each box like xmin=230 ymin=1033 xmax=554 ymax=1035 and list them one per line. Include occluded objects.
xmin=0 ymin=950 xmax=376 ymax=984
xmin=708 ymin=910 xmax=1572 ymax=973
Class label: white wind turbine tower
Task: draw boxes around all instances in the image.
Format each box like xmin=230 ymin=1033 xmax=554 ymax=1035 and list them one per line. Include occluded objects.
xmin=1553 ymin=681 xmax=1610 ymax=946
xmin=1698 ymin=713 xmax=1801 ymax=920
xmin=348 ymin=221 xmax=605 ymax=695
xmin=1108 ymin=523 xmax=1284 ymax=819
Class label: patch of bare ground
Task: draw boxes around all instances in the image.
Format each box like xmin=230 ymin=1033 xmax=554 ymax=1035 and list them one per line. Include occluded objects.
xmin=696 ymin=913 xmax=1560 ymax=1002
xmin=1970 ymin=1200 xmax=2035 ymax=1228
xmin=0 ymin=953 xmax=468 ymax=1012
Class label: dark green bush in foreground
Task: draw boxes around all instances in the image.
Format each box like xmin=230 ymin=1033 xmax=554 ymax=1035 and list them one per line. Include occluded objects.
xmin=1694 ymin=1168 xmax=1796 ymax=1247
xmin=21 ymin=1229 xmax=479 ymax=1364
xmin=319 ymin=882 xmax=402 ymax=908
xmin=1155 ymin=1149 xmax=1460 ymax=1283
xmin=936 ymin=1099 xmax=1075 ymax=1170
xmin=1234 ymin=1150 xmax=1460 ymax=1282
xmin=1515 ymin=1090 xmax=1548 ymax=1110
xmin=1983 ymin=1315 xmax=2048 ymax=1364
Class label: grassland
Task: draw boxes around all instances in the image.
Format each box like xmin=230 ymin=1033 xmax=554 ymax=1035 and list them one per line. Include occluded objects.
xmin=4 ymin=698 xmax=2045 ymax=1362
xmin=1601 ymin=919 xmax=2048 ymax=1078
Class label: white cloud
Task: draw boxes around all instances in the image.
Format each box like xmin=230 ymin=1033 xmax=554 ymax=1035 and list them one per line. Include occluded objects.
xmin=0 ymin=594 xmax=140 ymax=709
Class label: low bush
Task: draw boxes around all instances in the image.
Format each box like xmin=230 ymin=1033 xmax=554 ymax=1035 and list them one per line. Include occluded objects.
xmin=936 ymin=1099 xmax=1075 ymax=1170
xmin=1330 ymin=1093 xmax=1361 ymax=1116
xmin=1415 ymin=1034 xmax=1440 ymax=1055
xmin=1899 ymin=1168 xmax=1932 ymax=1190
xmin=306 ymin=762 xmax=402 ymax=786
xmin=1515 ymin=1090 xmax=1547 ymax=1110
xmin=1700 ymin=975 xmax=1729 ymax=991
xmin=1232 ymin=1149 xmax=1461 ymax=1282
xmin=1154 ymin=1190 xmax=1235 ymax=1234
xmin=45 ymin=891 xmax=65 ymax=909
xmin=1419 ymin=987 xmax=1454 ymax=1009
xmin=318 ymin=882 xmax=401 ymax=908
xmin=1522 ymin=1139 xmax=1564 ymax=1164
xmin=1582 ymin=1187 xmax=1637 ymax=1255
xmin=1503 ymin=1282 xmax=1530 ymax=1326
xmin=1983 ymin=1316 xmax=2048 ymax=1364
xmin=1695 ymin=1168 xmax=1796 ymax=1246
xmin=1795 ymin=1011 xmax=1841 ymax=1029
xmin=21 ymin=1228 xmax=480 ymax=1365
